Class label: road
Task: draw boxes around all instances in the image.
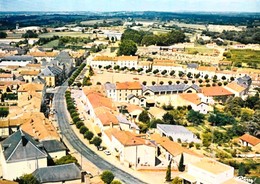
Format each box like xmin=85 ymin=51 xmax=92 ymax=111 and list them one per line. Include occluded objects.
xmin=53 ymin=83 xmax=146 ymax=184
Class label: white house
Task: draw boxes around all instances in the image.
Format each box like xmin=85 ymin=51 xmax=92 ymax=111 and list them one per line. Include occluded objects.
xmin=157 ymin=124 xmax=200 ymax=143
xmin=103 ymin=128 xmax=156 ymax=168
xmin=180 ymin=158 xmax=245 ymax=184
xmin=0 ymin=130 xmax=48 ymax=180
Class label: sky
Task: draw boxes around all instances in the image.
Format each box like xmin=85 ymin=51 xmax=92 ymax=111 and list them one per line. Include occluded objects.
xmin=0 ymin=0 xmax=260 ymax=12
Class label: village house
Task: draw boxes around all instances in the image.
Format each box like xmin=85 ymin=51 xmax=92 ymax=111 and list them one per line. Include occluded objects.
xmin=157 ymin=124 xmax=200 ymax=143
xmin=104 ymin=81 xmax=143 ymax=103
xmin=224 ymin=82 xmax=247 ymax=98
xmin=196 ymin=66 xmax=217 ymax=79
xmin=143 ymin=84 xmax=200 ymax=97
xmin=17 ymin=83 xmax=46 ymax=112
xmin=150 ymin=134 xmax=203 ymax=169
xmin=152 ymin=59 xmax=184 ymax=74
xmin=41 ymin=139 xmax=67 ymax=160
xmin=0 ymin=73 xmax=13 ymax=82
xmin=200 ymin=86 xmax=234 ymax=104
xmin=239 ymin=133 xmax=260 ymax=152
xmin=33 ymin=163 xmax=82 ymax=184
xmin=103 ymin=128 xmax=156 ymax=168
xmin=89 ymin=56 xmax=117 ymax=69
xmin=179 ymin=93 xmax=211 ymax=114
xmin=40 ymin=65 xmax=63 ymax=87
xmin=28 ymin=51 xmax=59 ymax=63
xmin=0 ymin=129 xmax=48 ymax=180
xmin=180 ymin=158 xmax=246 ymax=184
xmin=18 ymin=70 xmax=40 ymax=83
xmin=0 ymin=56 xmax=34 ymax=67
xmin=117 ymin=56 xmax=139 ymax=69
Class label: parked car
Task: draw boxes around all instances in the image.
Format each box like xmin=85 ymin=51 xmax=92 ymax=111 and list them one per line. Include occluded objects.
xmin=97 ymin=146 xmax=104 ymax=151
xmin=104 ymin=150 xmax=111 ymax=155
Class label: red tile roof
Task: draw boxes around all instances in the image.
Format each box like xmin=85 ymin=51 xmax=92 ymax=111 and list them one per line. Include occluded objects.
xmin=239 ymin=133 xmax=260 ymax=146
xmin=201 ymin=86 xmax=234 ymax=97
xmin=116 ymin=81 xmax=142 ymax=90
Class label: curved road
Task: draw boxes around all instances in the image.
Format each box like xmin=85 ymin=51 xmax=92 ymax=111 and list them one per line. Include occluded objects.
xmin=53 ymin=84 xmax=146 ymax=184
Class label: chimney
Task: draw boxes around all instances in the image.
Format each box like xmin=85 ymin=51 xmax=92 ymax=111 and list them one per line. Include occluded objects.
xmin=21 ymin=131 xmax=28 ymax=147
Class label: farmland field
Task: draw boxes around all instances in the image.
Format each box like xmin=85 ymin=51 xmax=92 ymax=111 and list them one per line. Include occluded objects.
xmin=42 ymin=39 xmax=59 ymax=48
xmin=229 ymin=49 xmax=260 ymax=64
xmin=39 ymin=32 xmax=92 ymax=38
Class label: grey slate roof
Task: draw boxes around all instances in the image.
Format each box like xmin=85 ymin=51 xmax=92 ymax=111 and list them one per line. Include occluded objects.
xmin=237 ymin=75 xmax=252 ymax=88
xmin=116 ymin=114 xmax=140 ymax=130
xmin=1 ymin=129 xmax=47 ymax=163
xmin=33 ymin=163 xmax=81 ymax=183
xmin=33 ymin=76 xmax=46 ymax=84
xmin=40 ymin=66 xmax=62 ymax=77
xmin=41 ymin=140 xmax=67 ymax=153
xmin=55 ymin=51 xmax=73 ymax=64
xmin=104 ymin=83 xmax=116 ymax=90
xmin=157 ymin=124 xmax=193 ymax=135
xmin=144 ymin=84 xmax=200 ymax=93
xmin=1 ymin=56 xmax=34 ymax=61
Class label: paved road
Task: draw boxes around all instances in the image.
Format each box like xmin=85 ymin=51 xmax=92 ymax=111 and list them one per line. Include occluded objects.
xmin=53 ymin=83 xmax=146 ymax=184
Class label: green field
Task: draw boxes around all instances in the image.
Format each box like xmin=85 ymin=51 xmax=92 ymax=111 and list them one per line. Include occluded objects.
xmin=42 ymin=39 xmax=59 ymax=48
xmin=39 ymin=32 xmax=92 ymax=38
xmin=185 ymin=47 xmax=215 ymax=55
xmin=229 ymin=49 xmax=260 ymax=65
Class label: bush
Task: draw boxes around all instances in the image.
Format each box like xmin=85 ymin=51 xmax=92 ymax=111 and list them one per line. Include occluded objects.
xmin=55 ymin=155 xmax=78 ymax=165
xmin=101 ymin=170 xmax=115 ymax=184
xmin=90 ymin=136 xmax=102 ymax=147
xmin=79 ymin=126 xmax=88 ymax=134
xmin=84 ymin=131 xmax=94 ymax=141
xmin=195 ymin=143 xmax=201 ymax=149
xmin=76 ymin=121 xmax=84 ymax=129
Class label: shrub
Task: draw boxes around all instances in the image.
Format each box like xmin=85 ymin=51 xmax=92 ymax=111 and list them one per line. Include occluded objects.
xmin=79 ymin=126 xmax=88 ymax=134
xmin=76 ymin=121 xmax=84 ymax=129
xmin=101 ymin=170 xmax=115 ymax=184
xmin=84 ymin=131 xmax=94 ymax=141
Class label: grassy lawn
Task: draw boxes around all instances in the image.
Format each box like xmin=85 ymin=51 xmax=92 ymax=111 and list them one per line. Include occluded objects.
xmin=39 ymin=32 xmax=91 ymax=38
xmin=185 ymin=46 xmax=215 ymax=55
xmin=228 ymin=49 xmax=260 ymax=66
xmin=42 ymin=39 xmax=59 ymax=48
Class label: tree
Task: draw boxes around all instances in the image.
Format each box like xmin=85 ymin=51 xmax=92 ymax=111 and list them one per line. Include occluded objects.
xmin=204 ymin=74 xmax=209 ymax=79
xmin=111 ymin=180 xmax=122 ymax=184
xmin=0 ymin=31 xmax=7 ymax=38
xmin=168 ymin=80 xmax=173 ymax=85
xmin=101 ymin=170 xmax=115 ymax=184
xmin=117 ymin=40 xmax=137 ymax=56
xmin=152 ymin=81 xmax=156 ymax=85
xmin=84 ymin=131 xmax=94 ymax=141
xmin=165 ymin=160 xmax=172 ymax=181
xmin=238 ymin=163 xmax=246 ymax=176
xmin=22 ymin=30 xmax=38 ymax=38
xmin=202 ymin=132 xmax=212 ymax=148
xmin=221 ymin=76 xmax=226 ymax=80
xmin=170 ymin=70 xmax=175 ymax=76
xmin=160 ymin=81 xmax=164 ymax=85
xmin=141 ymin=34 xmax=158 ymax=46
xmin=138 ymin=110 xmax=150 ymax=124
xmin=15 ymin=174 xmax=40 ymax=184
xmin=55 ymin=155 xmax=78 ymax=165
xmin=171 ymin=177 xmax=182 ymax=184
xmin=187 ymin=72 xmax=192 ymax=78
xmin=178 ymin=153 xmax=185 ymax=172
xmin=163 ymin=112 xmax=175 ymax=124
xmin=187 ymin=110 xmax=205 ymax=125
xmin=90 ymin=136 xmax=102 ymax=147
xmin=150 ymin=119 xmax=164 ymax=128
xmin=142 ymin=81 xmax=147 ymax=85
xmin=198 ymin=79 xmax=203 ymax=84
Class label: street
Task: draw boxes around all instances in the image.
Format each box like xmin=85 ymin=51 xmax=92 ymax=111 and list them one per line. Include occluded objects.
xmin=53 ymin=83 xmax=146 ymax=184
